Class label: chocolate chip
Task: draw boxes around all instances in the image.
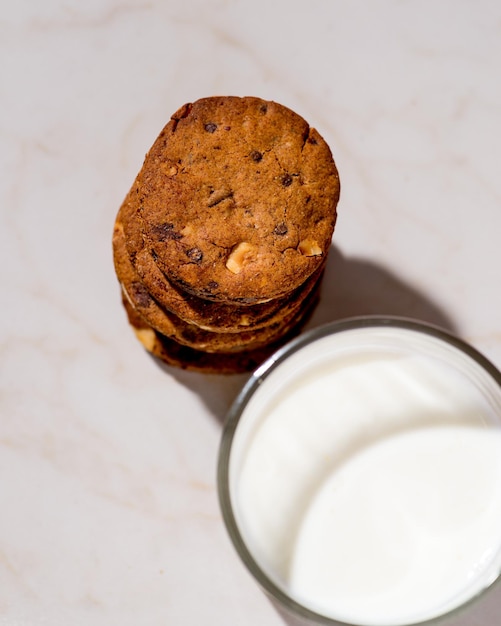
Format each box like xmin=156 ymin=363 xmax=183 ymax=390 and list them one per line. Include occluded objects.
xmin=250 ymin=150 xmax=263 ymax=162
xmin=152 ymin=223 xmax=182 ymax=241
xmin=186 ymin=247 xmax=203 ymax=263
xmin=204 ymin=123 xmax=217 ymax=133
xmin=130 ymin=281 xmax=152 ymax=308
xmin=281 ymin=174 xmax=293 ymax=187
xmin=273 ymin=222 xmax=288 ymax=236
xmin=224 ymin=126 xmax=231 ymax=131
xmin=308 ymin=136 xmax=318 ymax=145
xmin=208 ymin=281 xmax=219 ymax=290
xmin=259 ymin=104 xmax=268 ymax=114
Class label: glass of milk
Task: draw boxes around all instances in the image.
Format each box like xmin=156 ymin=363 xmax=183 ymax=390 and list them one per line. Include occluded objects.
xmin=218 ymin=317 xmax=501 ymax=626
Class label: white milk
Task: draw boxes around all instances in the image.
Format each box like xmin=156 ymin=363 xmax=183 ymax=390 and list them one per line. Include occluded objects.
xmin=227 ymin=326 xmax=501 ymax=625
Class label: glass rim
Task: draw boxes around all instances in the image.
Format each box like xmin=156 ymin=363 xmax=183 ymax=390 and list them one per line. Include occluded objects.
xmin=217 ymin=315 xmax=501 ymax=626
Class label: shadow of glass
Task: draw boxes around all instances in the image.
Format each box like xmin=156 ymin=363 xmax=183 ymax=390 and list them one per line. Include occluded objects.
xmin=309 ymin=244 xmax=457 ymax=333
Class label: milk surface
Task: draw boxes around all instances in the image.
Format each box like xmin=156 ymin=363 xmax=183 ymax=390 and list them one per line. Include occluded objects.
xmin=229 ymin=327 xmax=501 ymax=625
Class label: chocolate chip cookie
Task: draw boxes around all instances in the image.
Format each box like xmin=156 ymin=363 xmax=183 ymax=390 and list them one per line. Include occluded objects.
xmin=135 ymin=96 xmax=340 ymax=304
xmin=112 ymin=95 xmax=340 ymax=373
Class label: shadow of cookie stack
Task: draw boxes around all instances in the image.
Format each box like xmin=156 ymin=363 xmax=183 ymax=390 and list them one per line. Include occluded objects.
xmin=112 ymin=96 xmax=340 ymax=373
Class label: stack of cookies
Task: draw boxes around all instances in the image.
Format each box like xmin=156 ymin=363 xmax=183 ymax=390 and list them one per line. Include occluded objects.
xmin=112 ymin=96 xmax=340 ymax=373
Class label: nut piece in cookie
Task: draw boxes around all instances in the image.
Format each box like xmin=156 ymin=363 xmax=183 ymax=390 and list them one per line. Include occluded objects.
xmin=226 ymin=242 xmax=257 ymax=275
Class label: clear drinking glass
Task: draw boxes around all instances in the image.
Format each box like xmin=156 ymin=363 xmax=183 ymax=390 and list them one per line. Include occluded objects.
xmin=218 ymin=317 xmax=501 ymax=626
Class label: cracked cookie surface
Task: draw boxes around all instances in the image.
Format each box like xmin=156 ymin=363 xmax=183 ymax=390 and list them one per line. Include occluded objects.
xmin=135 ymin=96 xmax=340 ymax=304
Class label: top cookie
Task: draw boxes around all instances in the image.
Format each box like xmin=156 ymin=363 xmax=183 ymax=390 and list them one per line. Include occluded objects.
xmin=137 ymin=96 xmax=340 ymax=304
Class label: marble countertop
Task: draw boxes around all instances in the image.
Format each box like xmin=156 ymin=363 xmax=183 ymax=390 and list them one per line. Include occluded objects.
xmin=1 ymin=1 xmax=500 ymax=624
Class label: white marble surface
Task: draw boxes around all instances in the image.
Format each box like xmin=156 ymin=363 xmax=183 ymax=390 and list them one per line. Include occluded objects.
xmin=1 ymin=1 xmax=501 ymax=624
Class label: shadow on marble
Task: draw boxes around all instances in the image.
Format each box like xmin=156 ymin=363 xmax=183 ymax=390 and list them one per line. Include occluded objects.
xmin=160 ymin=363 xmax=250 ymax=423
xmin=152 ymin=244 xmax=456 ymax=425
xmin=313 ymin=244 xmax=457 ymax=332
